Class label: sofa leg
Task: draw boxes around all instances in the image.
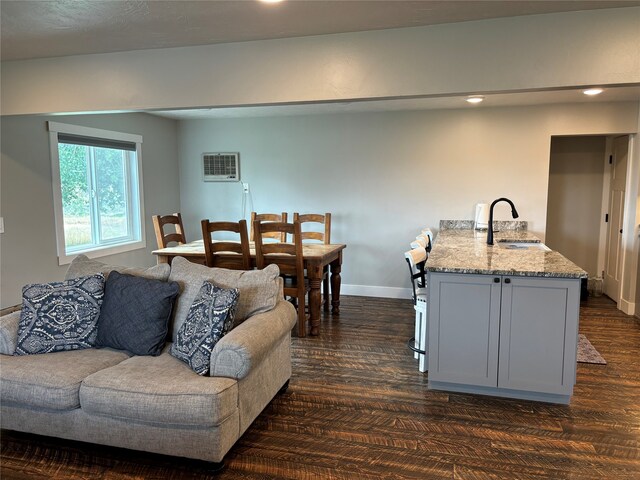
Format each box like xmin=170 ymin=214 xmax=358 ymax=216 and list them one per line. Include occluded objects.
xmin=279 ymin=379 xmax=290 ymax=394
xmin=203 ymin=460 xmax=225 ymax=473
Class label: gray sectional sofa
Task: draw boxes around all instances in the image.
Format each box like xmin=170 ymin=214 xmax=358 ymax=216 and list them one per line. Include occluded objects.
xmin=0 ymin=255 xmax=296 ymax=467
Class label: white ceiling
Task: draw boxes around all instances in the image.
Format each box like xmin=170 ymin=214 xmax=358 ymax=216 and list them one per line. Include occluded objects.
xmin=2 ymin=0 xmax=640 ymax=61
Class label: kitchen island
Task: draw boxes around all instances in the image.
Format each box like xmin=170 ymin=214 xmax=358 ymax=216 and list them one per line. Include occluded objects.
xmin=426 ymin=223 xmax=587 ymax=404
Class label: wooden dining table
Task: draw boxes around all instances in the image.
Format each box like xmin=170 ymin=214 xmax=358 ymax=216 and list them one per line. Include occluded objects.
xmin=152 ymin=240 xmax=346 ymax=336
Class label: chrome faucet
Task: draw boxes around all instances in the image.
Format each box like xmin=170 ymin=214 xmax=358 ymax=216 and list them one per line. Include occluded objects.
xmin=487 ymin=197 xmax=519 ymax=245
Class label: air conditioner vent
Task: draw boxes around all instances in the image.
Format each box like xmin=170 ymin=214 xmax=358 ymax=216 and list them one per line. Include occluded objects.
xmin=202 ymin=152 xmax=240 ymax=182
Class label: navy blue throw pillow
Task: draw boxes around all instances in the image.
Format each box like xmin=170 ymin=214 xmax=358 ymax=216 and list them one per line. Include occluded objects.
xmin=96 ymin=271 xmax=180 ymax=356
xmin=170 ymin=281 xmax=239 ymax=375
xmin=15 ymin=274 xmax=105 ymax=355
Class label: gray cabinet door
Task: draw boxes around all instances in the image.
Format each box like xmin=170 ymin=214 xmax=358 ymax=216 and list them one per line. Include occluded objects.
xmin=428 ymin=273 xmax=501 ymax=387
xmin=498 ymin=277 xmax=580 ymax=395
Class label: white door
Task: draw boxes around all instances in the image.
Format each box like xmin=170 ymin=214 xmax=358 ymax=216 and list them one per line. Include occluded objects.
xmin=604 ymin=136 xmax=629 ymax=300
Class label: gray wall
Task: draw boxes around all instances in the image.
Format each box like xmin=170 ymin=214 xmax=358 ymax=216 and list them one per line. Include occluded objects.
xmin=545 ymin=136 xmax=606 ymax=277
xmin=1 ymin=113 xmax=180 ymax=308
xmin=177 ymin=102 xmax=638 ymax=297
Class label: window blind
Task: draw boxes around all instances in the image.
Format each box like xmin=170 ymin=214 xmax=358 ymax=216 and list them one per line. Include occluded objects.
xmin=58 ymin=133 xmax=136 ymax=152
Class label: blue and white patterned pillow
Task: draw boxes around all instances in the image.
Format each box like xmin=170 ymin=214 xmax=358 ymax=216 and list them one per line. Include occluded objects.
xmin=14 ymin=274 xmax=105 ymax=355
xmin=170 ymin=281 xmax=239 ymax=375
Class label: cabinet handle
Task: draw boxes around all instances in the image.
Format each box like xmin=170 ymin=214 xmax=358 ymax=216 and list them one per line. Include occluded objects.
xmin=504 ymin=278 xmax=511 ymax=284
xmin=494 ymin=277 xmax=500 ymax=283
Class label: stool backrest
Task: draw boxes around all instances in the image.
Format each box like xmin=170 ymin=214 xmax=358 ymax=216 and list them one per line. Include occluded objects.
xmin=404 ymin=247 xmax=427 ymax=304
xmin=421 ymin=228 xmax=434 ymax=251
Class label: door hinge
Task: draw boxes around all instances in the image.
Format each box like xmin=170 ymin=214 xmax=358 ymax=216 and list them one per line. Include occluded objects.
xmin=609 ymin=155 xmax=613 ymax=165
xmin=605 ymin=213 xmax=609 ymax=222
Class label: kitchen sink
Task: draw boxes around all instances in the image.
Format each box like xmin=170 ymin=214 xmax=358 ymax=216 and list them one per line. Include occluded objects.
xmin=497 ymin=241 xmax=551 ymax=251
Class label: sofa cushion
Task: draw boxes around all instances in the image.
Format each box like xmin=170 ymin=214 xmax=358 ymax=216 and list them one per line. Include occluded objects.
xmin=0 ymin=348 xmax=129 ymax=411
xmin=168 ymin=257 xmax=280 ymax=342
xmin=80 ymin=349 xmax=238 ymax=427
xmin=0 ymin=311 xmax=22 ymax=355
xmin=15 ymin=274 xmax=105 ymax=355
xmin=95 ymin=272 xmax=180 ymax=356
xmin=171 ymin=281 xmax=239 ymax=375
xmin=65 ymin=254 xmax=170 ymax=282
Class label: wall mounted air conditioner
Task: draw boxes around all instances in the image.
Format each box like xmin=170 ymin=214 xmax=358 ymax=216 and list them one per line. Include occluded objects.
xmin=202 ymin=152 xmax=240 ymax=182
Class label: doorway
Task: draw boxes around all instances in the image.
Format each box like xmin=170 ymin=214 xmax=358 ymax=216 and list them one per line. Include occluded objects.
xmin=604 ymin=136 xmax=629 ymax=300
xmin=545 ymin=134 xmax=633 ymax=308
xmin=545 ymin=136 xmax=607 ymax=281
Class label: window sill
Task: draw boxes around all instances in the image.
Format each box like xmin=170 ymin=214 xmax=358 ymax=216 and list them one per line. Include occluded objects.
xmin=58 ymin=239 xmax=147 ymax=266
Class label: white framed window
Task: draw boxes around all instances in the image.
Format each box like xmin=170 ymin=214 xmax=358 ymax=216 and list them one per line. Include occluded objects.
xmin=48 ymin=122 xmax=145 ymax=265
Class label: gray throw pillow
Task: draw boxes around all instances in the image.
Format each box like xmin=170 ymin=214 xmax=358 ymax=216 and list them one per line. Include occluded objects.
xmin=95 ymin=271 xmax=180 ymax=356
xmin=15 ymin=274 xmax=105 ymax=355
xmin=170 ymin=281 xmax=239 ymax=375
xmin=168 ymin=257 xmax=280 ymax=342
xmin=65 ymin=254 xmax=170 ymax=282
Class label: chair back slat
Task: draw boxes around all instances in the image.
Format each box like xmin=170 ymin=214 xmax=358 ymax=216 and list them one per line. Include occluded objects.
xmin=162 ymin=232 xmax=185 ymax=245
xmin=300 ymin=231 xmax=324 ymax=242
xmin=153 ymin=213 xmax=186 ymax=248
xmin=293 ymin=212 xmax=331 ymax=244
xmin=250 ymin=212 xmax=288 ymax=241
xmin=202 ymin=219 xmax=251 ymax=270
xmin=260 ymin=243 xmax=297 ymax=256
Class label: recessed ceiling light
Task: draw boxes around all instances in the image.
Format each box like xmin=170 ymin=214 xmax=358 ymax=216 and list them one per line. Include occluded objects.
xmin=583 ymin=88 xmax=604 ymax=96
xmin=259 ymin=0 xmax=284 ymax=3
xmin=466 ymin=96 xmax=484 ymax=104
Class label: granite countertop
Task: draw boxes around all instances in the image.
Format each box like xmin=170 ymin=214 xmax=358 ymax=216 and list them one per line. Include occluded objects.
xmin=426 ymin=228 xmax=588 ymax=279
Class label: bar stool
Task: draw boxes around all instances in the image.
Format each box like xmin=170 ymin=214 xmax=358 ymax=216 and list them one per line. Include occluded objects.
xmin=405 ymin=247 xmax=428 ymax=372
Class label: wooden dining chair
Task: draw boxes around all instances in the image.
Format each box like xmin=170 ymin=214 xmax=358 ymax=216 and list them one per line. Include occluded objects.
xmin=293 ymin=212 xmax=332 ymax=311
xmin=250 ymin=212 xmax=288 ymax=242
xmin=254 ymin=220 xmax=310 ymax=337
xmin=152 ymin=213 xmax=186 ymax=248
xmin=201 ymin=219 xmax=251 ymax=270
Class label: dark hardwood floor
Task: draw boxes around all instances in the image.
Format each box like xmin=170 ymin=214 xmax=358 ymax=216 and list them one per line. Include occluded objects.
xmin=2 ymin=295 xmax=639 ymax=479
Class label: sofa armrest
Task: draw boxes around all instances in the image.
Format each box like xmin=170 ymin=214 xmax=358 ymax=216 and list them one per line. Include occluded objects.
xmin=0 ymin=311 xmax=21 ymax=355
xmin=209 ymin=299 xmax=296 ymax=380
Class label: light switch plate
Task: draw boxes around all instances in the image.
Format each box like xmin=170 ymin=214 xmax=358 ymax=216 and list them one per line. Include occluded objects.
xmin=0 ymin=217 xmax=4 ymax=234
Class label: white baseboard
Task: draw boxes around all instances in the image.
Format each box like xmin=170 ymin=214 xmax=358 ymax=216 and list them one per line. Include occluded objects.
xmin=339 ymin=284 xmax=412 ymax=299
xmin=619 ymin=298 xmax=636 ymax=316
